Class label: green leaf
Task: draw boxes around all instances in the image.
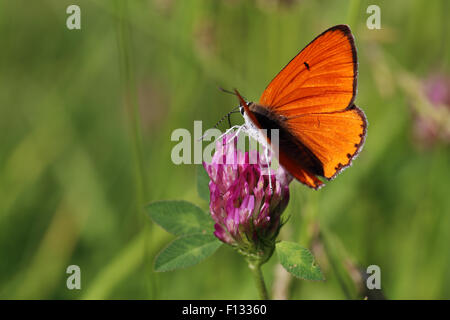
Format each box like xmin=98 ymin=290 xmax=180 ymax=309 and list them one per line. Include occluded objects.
xmin=197 ymin=165 xmax=210 ymax=202
xmin=276 ymin=241 xmax=324 ymax=281
xmin=154 ymin=234 xmax=222 ymax=272
xmin=146 ymin=200 xmax=213 ymax=236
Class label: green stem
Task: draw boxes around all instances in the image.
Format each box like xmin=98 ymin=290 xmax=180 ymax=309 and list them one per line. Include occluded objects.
xmin=320 ymin=230 xmax=353 ymax=299
xmin=114 ymin=0 xmax=155 ymax=298
xmin=114 ymin=0 xmax=147 ymax=201
xmin=248 ymin=261 xmax=269 ymax=300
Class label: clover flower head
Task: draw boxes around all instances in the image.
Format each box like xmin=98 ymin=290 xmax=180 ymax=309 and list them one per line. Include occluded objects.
xmin=203 ymin=134 xmax=292 ymax=260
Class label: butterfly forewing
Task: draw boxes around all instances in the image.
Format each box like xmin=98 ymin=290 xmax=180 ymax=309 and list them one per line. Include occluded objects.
xmin=260 ymin=25 xmax=357 ymax=114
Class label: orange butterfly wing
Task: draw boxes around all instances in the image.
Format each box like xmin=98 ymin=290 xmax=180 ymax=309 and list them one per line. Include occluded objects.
xmin=278 ymin=148 xmax=325 ymax=189
xmin=285 ymin=105 xmax=366 ymax=180
xmin=258 ymin=25 xmax=367 ymax=188
xmin=260 ymin=25 xmax=357 ymax=113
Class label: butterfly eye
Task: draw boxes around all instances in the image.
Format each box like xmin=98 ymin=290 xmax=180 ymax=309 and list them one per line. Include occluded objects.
xmin=240 ymin=107 xmax=244 ymax=115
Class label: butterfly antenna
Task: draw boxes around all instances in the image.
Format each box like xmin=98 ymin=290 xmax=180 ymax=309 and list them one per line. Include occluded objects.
xmin=197 ymin=87 xmax=247 ymax=141
xmin=218 ymin=87 xmax=238 ymax=96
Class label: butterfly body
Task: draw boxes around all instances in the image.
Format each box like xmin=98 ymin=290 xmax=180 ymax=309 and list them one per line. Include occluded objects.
xmin=234 ymin=25 xmax=367 ymax=190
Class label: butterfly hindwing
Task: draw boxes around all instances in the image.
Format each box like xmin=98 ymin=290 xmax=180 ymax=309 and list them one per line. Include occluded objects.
xmin=284 ymin=105 xmax=367 ymax=180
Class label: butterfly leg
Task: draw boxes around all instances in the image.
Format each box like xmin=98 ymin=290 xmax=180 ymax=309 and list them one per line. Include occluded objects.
xmin=243 ymin=126 xmax=274 ymax=190
xmin=263 ymin=145 xmax=273 ymax=190
xmin=199 ymin=125 xmax=238 ymax=142
xmin=216 ymin=125 xmax=241 ymax=142
xmin=227 ymin=113 xmax=232 ymax=128
xmin=228 ymin=125 xmax=245 ymax=143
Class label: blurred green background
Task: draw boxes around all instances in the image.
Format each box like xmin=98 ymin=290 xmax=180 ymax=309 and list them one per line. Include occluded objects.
xmin=0 ymin=0 xmax=449 ymax=299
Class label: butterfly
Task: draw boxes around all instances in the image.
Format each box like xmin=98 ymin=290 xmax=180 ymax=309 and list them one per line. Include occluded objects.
xmin=234 ymin=24 xmax=367 ymax=190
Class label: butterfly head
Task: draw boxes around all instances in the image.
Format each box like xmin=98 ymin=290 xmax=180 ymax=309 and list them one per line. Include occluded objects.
xmin=239 ymin=101 xmax=253 ymax=116
xmin=239 ymin=101 xmax=258 ymax=129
